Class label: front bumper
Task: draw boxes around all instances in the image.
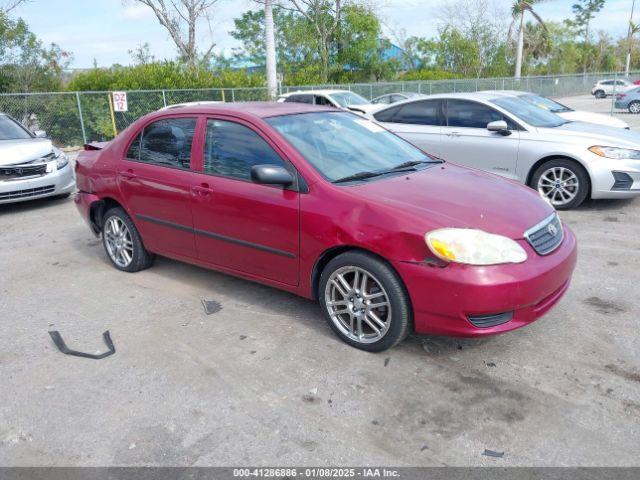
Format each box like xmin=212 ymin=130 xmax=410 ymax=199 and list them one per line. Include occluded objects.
xmin=585 ymin=154 xmax=640 ymax=199
xmin=0 ymin=162 xmax=75 ymax=204
xmin=393 ymin=226 xmax=577 ymax=337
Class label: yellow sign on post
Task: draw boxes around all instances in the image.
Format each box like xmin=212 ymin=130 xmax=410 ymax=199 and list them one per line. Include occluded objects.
xmin=107 ymin=92 xmax=118 ymax=138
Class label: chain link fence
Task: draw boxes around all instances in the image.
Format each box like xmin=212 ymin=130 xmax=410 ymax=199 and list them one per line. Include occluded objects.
xmin=0 ymin=71 xmax=637 ymax=147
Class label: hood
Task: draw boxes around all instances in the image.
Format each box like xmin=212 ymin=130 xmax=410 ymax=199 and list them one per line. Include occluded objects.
xmin=538 ymin=121 xmax=640 ymax=148
xmin=352 ymin=163 xmax=554 ymax=239
xmin=0 ymin=138 xmax=53 ymax=166
xmin=558 ymin=110 xmax=629 ymax=129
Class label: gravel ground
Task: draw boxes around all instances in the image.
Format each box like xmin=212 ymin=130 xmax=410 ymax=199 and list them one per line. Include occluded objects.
xmin=1 ymin=99 xmax=639 ymax=467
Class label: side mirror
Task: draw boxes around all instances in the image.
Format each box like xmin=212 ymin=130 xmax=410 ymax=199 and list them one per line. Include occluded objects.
xmin=487 ymin=121 xmax=511 ymax=136
xmin=251 ymin=165 xmax=294 ymax=186
xmin=33 ymin=130 xmax=47 ymax=138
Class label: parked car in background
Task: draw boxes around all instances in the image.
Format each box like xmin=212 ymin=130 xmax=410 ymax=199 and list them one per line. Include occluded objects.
xmin=484 ymin=90 xmax=630 ymax=129
xmin=371 ymin=92 xmax=426 ymax=105
xmin=369 ymin=92 xmax=640 ymax=209
xmin=591 ymin=79 xmax=634 ymax=98
xmin=74 ymin=102 xmax=576 ymax=351
xmin=615 ymin=87 xmax=640 ymax=114
xmin=277 ymin=90 xmax=380 ymax=115
xmin=0 ymin=113 xmax=73 ymax=204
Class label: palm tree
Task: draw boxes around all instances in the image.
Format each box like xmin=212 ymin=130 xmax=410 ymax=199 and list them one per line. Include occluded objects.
xmin=626 ymin=3 xmax=638 ymax=76
xmin=509 ymin=0 xmax=546 ymax=79
xmin=264 ymin=0 xmax=278 ymax=100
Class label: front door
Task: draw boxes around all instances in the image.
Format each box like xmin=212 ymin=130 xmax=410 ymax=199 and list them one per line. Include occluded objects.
xmin=190 ymin=118 xmax=300 ymax=286
xmin=117 ymin=116 xmax=198 ymax=257
xmin=439 ymin=99 xmax=521 ymax=180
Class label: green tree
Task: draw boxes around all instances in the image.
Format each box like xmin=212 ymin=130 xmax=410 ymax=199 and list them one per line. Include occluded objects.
xmin=567 ymin=0 xmax=605 ymax=43
xmin=0 ymin=11 xmax=72 ymax=92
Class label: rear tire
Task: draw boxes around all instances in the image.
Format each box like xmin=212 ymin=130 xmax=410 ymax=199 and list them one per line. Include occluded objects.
xmin=594 ymin=90 xmax=606 ymax=99
xmin=319 ymin=251 xmax=412 ymax=352
xmin=530 ymin=159 xmax=590 ymax=210
xmin=629 ymin=101 xmax=640 ymax=114
xmin=101 ymin=207 xmax=154 ymax=272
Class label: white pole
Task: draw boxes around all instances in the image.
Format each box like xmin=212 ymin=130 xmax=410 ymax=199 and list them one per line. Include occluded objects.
xmin=265 ymin=0 xmax=278 ymax=101
xmin=625 ymin=0 xmax=636 ymax=77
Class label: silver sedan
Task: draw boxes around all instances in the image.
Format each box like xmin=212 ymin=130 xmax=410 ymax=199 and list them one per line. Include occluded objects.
xmin=0 ymin=113 xmax=74 ymax=204
xmin=368 ymin=92 xmax=640 ymax=209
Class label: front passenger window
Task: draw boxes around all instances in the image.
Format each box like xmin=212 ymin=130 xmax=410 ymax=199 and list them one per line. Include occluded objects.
xmin=139 ymin=117 xmax=197 ymax=169
xmin=203 ymin=119 xmax=288 ymax=181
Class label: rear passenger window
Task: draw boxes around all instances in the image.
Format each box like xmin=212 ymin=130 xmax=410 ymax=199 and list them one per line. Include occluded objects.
xmin=125 ymin=133 xmax=141 ymax=160
xmin=203 ymin=119 xmax=287 ymax=181
xmin=373 ymin=105 xmax=402 ymax=122
xmin=394 ymin=100 xmax=442 ymax=125
xmin=285 ymin=95 xmax=313 ymax=104
xmin=138 ymin=117 xmax=197 ymax=169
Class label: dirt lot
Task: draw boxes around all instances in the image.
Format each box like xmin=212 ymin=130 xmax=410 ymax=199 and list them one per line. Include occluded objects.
xmin=1 ymin=97 xmax=639 ymax=467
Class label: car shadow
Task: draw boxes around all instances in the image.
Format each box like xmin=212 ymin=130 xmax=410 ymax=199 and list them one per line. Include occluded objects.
xmin=0 ymin=195 xmax=72 ymax=215
xmin=577 ymin=197 xmax=638 ymax=211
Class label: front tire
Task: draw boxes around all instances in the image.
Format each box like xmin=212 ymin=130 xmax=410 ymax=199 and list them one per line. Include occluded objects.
xmin=629 ymin=101 xmax=640 ymax=114
xmin=102 ymin=207 xmax=154 ymax=272
xmin=530 ymin=159 xmax=590 ymax=210
xmin=594 ymin=90 xmax=606 ymax=99
xmin=319 ymin=251 xmax=411 ymax=352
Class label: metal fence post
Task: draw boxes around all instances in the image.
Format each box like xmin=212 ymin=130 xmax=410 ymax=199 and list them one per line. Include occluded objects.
xmin=162 ymin=90 xmax=167 ymax=108
xmin=231 ymin=88 xmax=236 ymax=102
xmin=75 ymin=92 xmax=87 ymax=146
xmin=611 ymin=72 xmax=617 ymax=116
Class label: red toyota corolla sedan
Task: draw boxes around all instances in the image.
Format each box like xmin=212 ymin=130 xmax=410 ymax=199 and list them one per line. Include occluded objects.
xmin=74 ymin=102 xmax=577 ymax=351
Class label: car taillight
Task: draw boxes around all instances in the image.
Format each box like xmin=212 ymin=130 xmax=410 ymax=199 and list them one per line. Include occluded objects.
xmin=617 ymin=94 xmax=626 ymax=98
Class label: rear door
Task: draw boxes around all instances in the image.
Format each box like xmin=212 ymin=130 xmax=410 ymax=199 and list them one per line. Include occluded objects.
xmin=117 ymin=116 xmax=199 ymax=257
xmin=373 ymin=99 xmax=444 ymax=156
xmin=439 ymin=99 xmax=521 ymax=180
xmin=190 ymin=117 xmax=300 ymax=286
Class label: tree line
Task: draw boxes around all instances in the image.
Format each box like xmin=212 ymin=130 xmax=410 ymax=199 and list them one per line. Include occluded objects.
xmin=0 ymin=0 xmax=638 ymax=94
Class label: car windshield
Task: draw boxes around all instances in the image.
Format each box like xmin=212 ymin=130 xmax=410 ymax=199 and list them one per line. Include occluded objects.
xmin=519 ymin=93 xmax=572 ymax=113
xmin=267 ymin=111 xmax=438 ymax=183
xmin=0 ymin=115 xmax=32 ymax=140
xmin=491 ymin=97 xmax=569 ymax=128
xmin=328 ymin=92 xmax=370 ymax=108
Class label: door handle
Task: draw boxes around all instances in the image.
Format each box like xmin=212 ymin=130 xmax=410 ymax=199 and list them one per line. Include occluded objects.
xmin=119 ymin=169 xmax=136 ymax=179
xmin=192 ymin=184 xmax=213 ymax=196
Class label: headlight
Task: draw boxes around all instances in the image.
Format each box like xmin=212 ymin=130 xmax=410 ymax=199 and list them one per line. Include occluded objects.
xmin=54 ymin=150 xmax=68 ymax=170
xmin=589 ymin=146 xmax=640 ymax=160
xmin=425 ymin=228 xmax=528 ymax=266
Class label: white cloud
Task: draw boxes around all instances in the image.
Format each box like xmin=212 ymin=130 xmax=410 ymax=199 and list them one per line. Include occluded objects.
xmin=120 ymin=3 xmax=154 ymax=20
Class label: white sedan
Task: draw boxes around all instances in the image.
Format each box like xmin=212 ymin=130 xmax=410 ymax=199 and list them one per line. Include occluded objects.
xmin=277 ymin=89 xmax=381 ymax=115
xmin=368 ymin=92 xmax=640 ymax=209
xmin=484 ymin=90 xmax=629 ymax=130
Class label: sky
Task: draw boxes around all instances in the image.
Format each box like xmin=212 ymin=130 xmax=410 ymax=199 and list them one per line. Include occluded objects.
xmin=11 ymin=0 xmax=635 ymax=68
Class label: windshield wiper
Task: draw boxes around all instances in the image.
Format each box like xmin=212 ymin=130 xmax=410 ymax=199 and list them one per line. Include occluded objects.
xmin=389 ymin=159 xmax=440 ymax=170
xmin=333 ymin=171 xmax=386 ymax=183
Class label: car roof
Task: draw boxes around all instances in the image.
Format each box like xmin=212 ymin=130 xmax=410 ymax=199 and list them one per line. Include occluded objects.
xmin=278 ymin=89 xmax=353 ymax=97
xmin=152 ymin=101 xmax=337 ymax=119
xmin=387 ymin=91 xmax=506 ymax=102
xmin=479 ymin=90 xmax=530 ymax=97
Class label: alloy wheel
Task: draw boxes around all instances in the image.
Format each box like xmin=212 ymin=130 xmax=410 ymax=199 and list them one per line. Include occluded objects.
xmin=537 ymin=167 xmax=580 ymax=207
xmin=630 ymin=102 xmax=640 ymax=114
xmin=104 ymin=216 xmax=134 ymax=268
xmin=324 ymin=266 xmax=391 ymax=344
